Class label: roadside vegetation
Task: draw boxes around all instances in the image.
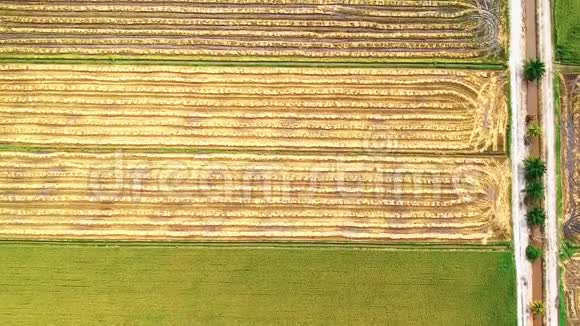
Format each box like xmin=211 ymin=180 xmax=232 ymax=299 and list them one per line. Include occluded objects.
xmin=524 ymin=59 xmax=546 ymax=81
xmin=527 ymin=207 xmax=547 ymax=227
xmin=527 ymin=122 xmax=542 ymax=138
xmin=526 ymin=245 xmax=542 ymax=261
xmin=530 ymin=300 xmax=546 ymax=317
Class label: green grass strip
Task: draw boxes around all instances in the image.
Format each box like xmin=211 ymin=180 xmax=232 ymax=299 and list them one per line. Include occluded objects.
xmin=0 ymin=52 xmax=506 ymax=65
xmin=0 ymin=145 xmax=511 ymax=159
xmin=555 ymin=75 xmax=567 ymax=323
xmin=561 ymin=272 xmax=568 ymax=326
xmin=555 ymin=73 xmax=564 ymax=226
xmin=0 ymin=239 xmax=512 ymax=250
xmin=554 ymin=0 xmax=580 ymax=65
xmin=0 ymin=56 xmax=506 ymax=70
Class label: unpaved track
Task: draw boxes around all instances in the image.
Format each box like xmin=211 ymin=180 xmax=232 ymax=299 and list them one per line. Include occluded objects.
xmin=510 ymin=0 xmax=532 ymax=323
xmin=538 ymin=0 xmax=559 ymax=323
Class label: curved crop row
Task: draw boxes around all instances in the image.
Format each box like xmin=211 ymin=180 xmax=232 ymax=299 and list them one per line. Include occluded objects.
xmin=0 ymin=0 xmax=505 ymax=61
xmin=0 ymin=64 xmax=508 ymax=154
xmin=0 ymin=151 xmax=511 ymax=242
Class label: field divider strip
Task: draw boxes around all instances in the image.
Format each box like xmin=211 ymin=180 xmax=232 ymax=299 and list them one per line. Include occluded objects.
xmin=0 ymin=145 xmax=511 ymax=158
xmin=0 ymin=57 xmax=507 ymax=70
xmin=0 ymin=239 xmax=513 ymax=251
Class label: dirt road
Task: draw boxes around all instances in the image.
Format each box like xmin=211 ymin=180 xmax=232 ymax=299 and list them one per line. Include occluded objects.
xmin=523 ymin=0 xmax=545 ymax=325
xmin=538 ymin=0 xmax=559 ymax=323
xmin=510 ymin=0 xmax=532 ymax=323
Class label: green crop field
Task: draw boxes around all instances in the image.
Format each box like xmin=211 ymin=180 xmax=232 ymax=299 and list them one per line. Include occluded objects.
xmin=555 ymin=0 xmax=580 ymax=64
xmin=0 ymin=243 xmax=516 ymax=325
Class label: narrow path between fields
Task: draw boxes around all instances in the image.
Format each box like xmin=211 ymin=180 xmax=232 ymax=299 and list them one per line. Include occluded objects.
xmin=538 ymin=0 xmax=559 ymax=322
xmin=510 ymin=0 xmax=532 ymax=324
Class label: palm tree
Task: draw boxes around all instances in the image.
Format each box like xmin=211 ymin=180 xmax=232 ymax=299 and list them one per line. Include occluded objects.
xmin=526 ymin=245 xmax=542 ymax=261
xmin=524 ymin=59 xmax=546 ymax=82
xmin=530 ymin=300 xmax=545 ymax=317
xmin=527 ymin=122 xmax=542 ymax=138
xmin=524 ymin=157 xmax=546 ymax=179
xmin=527 ymin=207 xmax=547 ymax=226
xmin=525 ymin=179 xmax=545 ymax=201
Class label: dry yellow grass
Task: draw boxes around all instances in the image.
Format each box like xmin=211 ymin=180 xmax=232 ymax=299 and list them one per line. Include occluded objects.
xmin=0 ymin=151 xmax=511 ymax=242
xmin=0 ymin=64 xmax=508 ymax=154
xmin=0 ymin=0 xmax=505 ymax=61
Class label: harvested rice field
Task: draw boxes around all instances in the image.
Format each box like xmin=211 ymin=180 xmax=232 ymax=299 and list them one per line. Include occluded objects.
xmin=0 ymin=64 xmax=508 ymax=154
xmin=0 ymin=151 xmax=511 ymax=242
xmin=0 ymin=0 xmax=506 ymax=62
xmin=563 ymin=253 xmax=580 ymax=324
xmin=0 ymin=0 xmax=516 ymax=324
xmin=560 ymin=73 xmax=580 ymax=241
xmin=0 ymin=243 xmax=517 ymax=325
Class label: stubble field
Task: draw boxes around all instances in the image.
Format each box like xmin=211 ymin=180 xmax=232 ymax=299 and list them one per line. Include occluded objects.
xmin=563 ymin=253 xmax=580 ymax=324
xmin=0 ymin=64 xmax=508 ymax=153
xmin=559 ymin=72 xmax=580 ymax=324
xmin=0 ymin=0 xmax=506 ymax=62
xmin=0 ymin=63 xmax=512 ymax=243
xmin=560 ymin=73 xmax=580 ymax=241
xmin=0 ymin=151 xmax=511 ymax=242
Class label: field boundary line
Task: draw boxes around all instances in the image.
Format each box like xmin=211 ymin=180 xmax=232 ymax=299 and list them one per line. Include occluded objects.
xmin=557 ymin=64 xmax=580 ymax=72
xmin=539 ymin=0 xmax=559 ymax=321
xmin=0 ymin=145 xmax=512 ymax=158
xmin=0 ymin=239 xmax=513 ymax=251
xmin=0 ymin=57 xmax=507 ymax=70
xmin=509 ymin=0 xmax=531 ymax=322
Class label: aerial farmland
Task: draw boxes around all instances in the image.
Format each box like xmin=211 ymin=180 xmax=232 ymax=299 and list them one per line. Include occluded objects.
xmin=0 ymin=0 xmax=519 ymax=324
